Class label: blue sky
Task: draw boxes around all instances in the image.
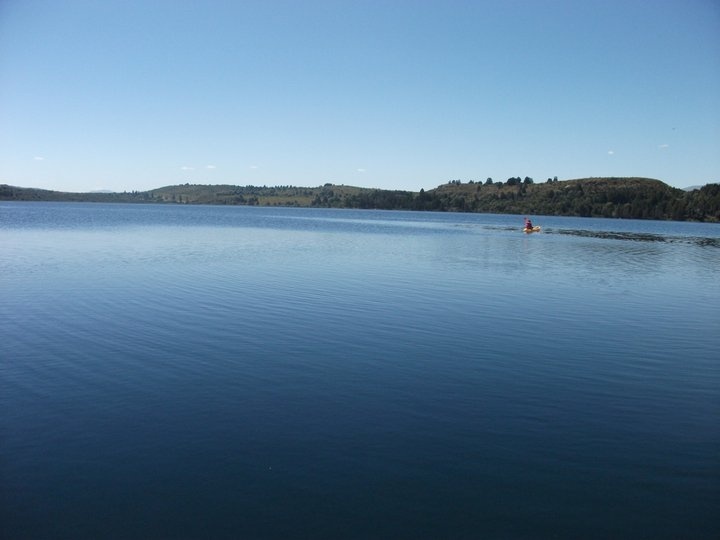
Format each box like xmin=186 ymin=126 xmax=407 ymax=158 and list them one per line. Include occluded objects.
xmin=1 ymin=0 xmax=718 ymax=193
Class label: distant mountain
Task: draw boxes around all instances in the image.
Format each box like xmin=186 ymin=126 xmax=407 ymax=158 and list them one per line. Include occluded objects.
xmin=2 ymin=178 xmax=719 ymax=222
xmin=682 ymin=185 xmax=703 ymax=192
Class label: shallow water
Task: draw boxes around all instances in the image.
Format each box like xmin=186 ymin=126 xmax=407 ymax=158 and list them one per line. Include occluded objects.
xmin=2 ymin=203 xmax=719 ymax=539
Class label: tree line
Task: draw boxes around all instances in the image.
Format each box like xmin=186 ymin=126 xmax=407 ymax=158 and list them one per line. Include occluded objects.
xmin=2 ymin=178 xmax=719 ymax=222
xmin=307 ymin=178 xmax=719 ymax=222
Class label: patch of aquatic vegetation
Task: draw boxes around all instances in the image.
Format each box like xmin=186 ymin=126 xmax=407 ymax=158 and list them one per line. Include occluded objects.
xmin=693 ymin=236 xmax=720 ymax=247
xmin=484 ymin=225 xmax=522 ymax=232
xmin=550 ymin=228 xmax=719 ymax=247
xmin=556 ymin=229 xmax=665 ymax=242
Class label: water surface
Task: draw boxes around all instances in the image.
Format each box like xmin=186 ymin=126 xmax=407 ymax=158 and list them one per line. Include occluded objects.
xmin=2 ymin=203 xmax=719 ymax=539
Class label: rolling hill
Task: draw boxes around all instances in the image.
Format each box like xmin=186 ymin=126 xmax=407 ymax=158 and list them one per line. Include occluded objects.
xmin=2 ymin=177 xmax=718 ymax=222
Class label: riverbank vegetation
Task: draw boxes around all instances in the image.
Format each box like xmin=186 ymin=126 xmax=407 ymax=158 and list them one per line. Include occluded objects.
xmin=2 ymin=177 xmax=719 ymax=222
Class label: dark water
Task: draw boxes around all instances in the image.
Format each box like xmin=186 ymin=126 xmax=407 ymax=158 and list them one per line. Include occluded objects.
xmin=2 ymin=202 xmax=719 ymax=539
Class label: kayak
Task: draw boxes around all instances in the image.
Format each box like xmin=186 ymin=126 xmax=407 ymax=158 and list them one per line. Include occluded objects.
xmin=523 ymin=226 xmax=541 ymax=233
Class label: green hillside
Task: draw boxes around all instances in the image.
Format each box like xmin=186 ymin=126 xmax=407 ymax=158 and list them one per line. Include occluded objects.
xmin=2 ymin=178 xmax=719 ymax=222
xmin=425 ymin=177 xmax=703 ymax=220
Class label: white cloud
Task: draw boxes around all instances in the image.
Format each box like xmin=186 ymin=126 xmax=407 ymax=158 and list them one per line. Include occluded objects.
xmin=357 ymin=168 xmax=366 ymax=173
xmin=658 ymin=144 xmax=669 ymax=149
xmin=249 ymin=165 xmax=259 ymax=169
xmin=607 ymin=150 xmax=615 ymax=155
xmin=180 ymin=166 xmax=194 ymax=170
xmin=206 ymin=165 xmax=216 ymax=169
xmin=34 ymin=156 xmax=45 ymax=161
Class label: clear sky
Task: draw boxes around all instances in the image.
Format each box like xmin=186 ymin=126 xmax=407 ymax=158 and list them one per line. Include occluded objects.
xmin=1 ymin=0 xmax=719 ymax=193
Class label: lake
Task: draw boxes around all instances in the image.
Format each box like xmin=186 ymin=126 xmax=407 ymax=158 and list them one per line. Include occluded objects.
xmin=1 ymin=202 xmax=719 ymax=539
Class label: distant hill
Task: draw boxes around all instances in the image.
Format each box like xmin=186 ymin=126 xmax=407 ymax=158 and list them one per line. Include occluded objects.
xmin=2 ymin=178 xmax=719 ymax=222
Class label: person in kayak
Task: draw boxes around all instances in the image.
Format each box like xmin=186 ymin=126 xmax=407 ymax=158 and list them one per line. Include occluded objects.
xmin=524 ymin=217 xmax=534 ymax=230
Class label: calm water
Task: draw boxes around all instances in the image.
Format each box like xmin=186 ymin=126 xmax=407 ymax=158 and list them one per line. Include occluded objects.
xmin=2 ymin=202 xmax=719 ymax=539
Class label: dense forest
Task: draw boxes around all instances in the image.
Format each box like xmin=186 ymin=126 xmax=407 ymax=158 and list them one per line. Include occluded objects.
xmin=2 ymin=177 xmax=719 ymax=222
